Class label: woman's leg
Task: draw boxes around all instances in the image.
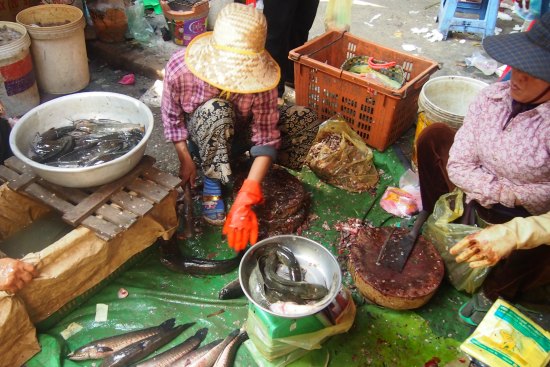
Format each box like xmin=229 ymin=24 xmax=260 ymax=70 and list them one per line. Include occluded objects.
xmin=276 ymin=105 xmax=319 ymax=171
xmin=187 ymin=98 xmax=235 ymax=185
xmin=187 ymin=99 xmax=235 ymax=225
xmin=416 ymin=123 xmax=457 ymax=213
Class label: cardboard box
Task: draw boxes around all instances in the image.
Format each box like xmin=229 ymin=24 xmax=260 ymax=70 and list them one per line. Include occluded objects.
xmin=0 ymin=183 xmax=178 ymax=366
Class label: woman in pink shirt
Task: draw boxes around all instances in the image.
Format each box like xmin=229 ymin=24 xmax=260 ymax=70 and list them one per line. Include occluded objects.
xmin=416 ymin=13 xmax=550 ymax=326
xmin=161 ymin=4 xmax=318 ymax=251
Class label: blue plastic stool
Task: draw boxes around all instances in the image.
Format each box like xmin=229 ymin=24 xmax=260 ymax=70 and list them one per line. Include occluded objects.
xmin=437 ymin=0 xmax=500 ymax=40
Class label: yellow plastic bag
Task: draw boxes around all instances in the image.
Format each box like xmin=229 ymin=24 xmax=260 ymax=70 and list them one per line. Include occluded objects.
xmin=423 ymin=189 xmax=490 ymax=294
xmin=461 ymin=299 xmax=550 ymax=367
xmin=305 ymin=115 xmax=378 ymax=193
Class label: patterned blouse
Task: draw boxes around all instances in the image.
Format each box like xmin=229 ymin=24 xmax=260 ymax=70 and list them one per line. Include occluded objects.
xmin=161 ymin=49 xmax=281 ymax=152
xmin=447 ymin=81 xmax=550 ymax=215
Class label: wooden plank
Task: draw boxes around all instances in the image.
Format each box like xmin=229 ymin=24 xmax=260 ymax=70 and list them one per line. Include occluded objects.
xmin=110 ymin=191 xmax=154 ymax=216
xmin=24 ymin=183 xmax=75 ymax=213
xmin=81 ymin=215 xmax=123 ymax=241
xmin=0 ymin=165 xmax=38 ymax=190
xmin=95 ymin=204 xmax=137 ymax=228
xmin=39 ymin=181 xmax=88 ymax=204
xmin=4 ymin=156 xmax=33 ymax=174
xmin=141 ymin=166 xmax=182 ymax=189
xmin=62 ymin=156 xmax=156 ymax=226
xmin=126 ymin=178 xmax=169 ymax=204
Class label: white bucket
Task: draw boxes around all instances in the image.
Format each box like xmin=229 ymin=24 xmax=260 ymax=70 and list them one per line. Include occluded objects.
xmin=16 ymin=4 xmax=89 ymax=94
xmin=418 ymin=75 xmax=488 ymax=130
xmin=0 ymin=21 xmax=40 ymax=117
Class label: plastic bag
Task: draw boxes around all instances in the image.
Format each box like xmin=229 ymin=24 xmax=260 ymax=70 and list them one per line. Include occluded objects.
xmin=245 ymin=288 xmax=356 ymax=362
xmin=380 ymin=187 xmax=418 ymax=218
xmin=305 ymin=115 xmax=379 ymax=193
xmin=465 ymin=51 xmax=498 ymax=76
xmin=461 ymin=299 xmax=550 ymax=367
xmin=422 ymin=189 xmax=490 ymax=294
xmin=324 ymin=0 xmax=352 ymax=31
xmin=126 ymin=0 xmax=154 ymax=45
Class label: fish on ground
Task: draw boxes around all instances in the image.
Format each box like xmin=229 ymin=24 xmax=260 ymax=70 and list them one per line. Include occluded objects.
xmin=218 ymin=277 xmax=244 ymax=300
xmin=99 ymin=322 xmax=195 ymax=367
xmin=176 ymin=329 xmax=240 ymax=367
xmin=67 ymin=318 xmax=177 ymax=361
xmin=135 ymin=328 xmax=208 ymax=367
xmin=213 ymin=330 xmax=248 ymax=367
xmin=171 ymin=339 xmax=223 ymax=366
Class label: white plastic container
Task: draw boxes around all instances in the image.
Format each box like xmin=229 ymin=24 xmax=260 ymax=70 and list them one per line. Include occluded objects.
xmin=16 ymin=4 xmax=89 ymax=94
xmin=0 ymin=21 xmax=40 ymax=117
xmin=9 ymin=92 xmax=154 ymax=188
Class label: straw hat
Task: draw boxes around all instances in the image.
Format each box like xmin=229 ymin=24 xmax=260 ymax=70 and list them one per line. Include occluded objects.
xmin=483 ymin=12 xmax=550 ymax=83
xmin=185 ymin=3 xmax=280 ymax=94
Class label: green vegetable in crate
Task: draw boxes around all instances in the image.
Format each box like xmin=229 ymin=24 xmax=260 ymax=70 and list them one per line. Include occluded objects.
xmin=341 ymin=56 xmax=405 ymax=90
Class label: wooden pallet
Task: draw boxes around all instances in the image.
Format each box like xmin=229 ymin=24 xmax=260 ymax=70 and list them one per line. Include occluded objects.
xmin=0 ymin=155 xmax=181 ymax=241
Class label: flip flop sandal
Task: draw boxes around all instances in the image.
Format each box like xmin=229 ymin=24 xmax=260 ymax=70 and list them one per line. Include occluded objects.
xmin=458 ymin=292 xmax=494 ymax=327
xmin=202 ymin=194 xmax=226 ymax=226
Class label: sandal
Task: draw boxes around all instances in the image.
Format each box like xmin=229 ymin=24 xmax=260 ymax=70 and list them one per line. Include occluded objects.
xmin=202 ymin=177 xmax=226 ymax=226
xmin=458 ymin=291 xmax=494 ymax=327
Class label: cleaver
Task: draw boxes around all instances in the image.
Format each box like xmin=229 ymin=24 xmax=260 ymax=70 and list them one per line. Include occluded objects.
xmin=376 ymin=210 xmax=430 ymax=272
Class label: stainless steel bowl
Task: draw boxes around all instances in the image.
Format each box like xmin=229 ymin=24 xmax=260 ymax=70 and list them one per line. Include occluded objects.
xmin=9 ymin=92 xmax=154 ymax=188
xmin=239 ymin=235 xmax=342 ymax=318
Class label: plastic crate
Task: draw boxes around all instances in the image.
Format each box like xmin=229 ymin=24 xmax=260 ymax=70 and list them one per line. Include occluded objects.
xmin=290 ymin=31 xmax=439 ymax=151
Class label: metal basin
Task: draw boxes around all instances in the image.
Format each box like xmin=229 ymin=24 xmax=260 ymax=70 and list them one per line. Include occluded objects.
xmin=9 ymin=92 xmax=154 ymax=188
xmin=239 ymin=235 xmax=342 ymax=318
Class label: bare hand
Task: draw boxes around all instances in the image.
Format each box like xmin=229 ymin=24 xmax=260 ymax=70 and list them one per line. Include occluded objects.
xmin=0 ymin=258 xmax=38 ymax=293
xmin=449 ymin=225 xmax=516 ymax=268
xmin=174 ymin=141 xmax=197 ymax=188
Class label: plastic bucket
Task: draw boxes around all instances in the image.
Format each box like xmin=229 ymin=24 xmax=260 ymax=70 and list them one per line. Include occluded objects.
xmin=86 ymin=0 xmax=128 ymax=43
xmin=411 ymin=76 xmax=488 ymax=168
xmin=16 ymin=4 xmax=89 ymax=94
xmin=161 ymin=0 xmax=208 ymax=46
xmin=0 ymin=21 xmax=40 ymax=117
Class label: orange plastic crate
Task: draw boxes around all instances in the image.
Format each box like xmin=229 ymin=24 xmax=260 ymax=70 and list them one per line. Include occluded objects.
xmin=290 ymin=31 xmax=439 ymax=151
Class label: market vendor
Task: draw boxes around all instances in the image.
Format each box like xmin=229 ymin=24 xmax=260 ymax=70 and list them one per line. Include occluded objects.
xmin=161 ymin=3 xmax=318 ymax=252
xmin=416 ymin=13 xmax=550 ymax=325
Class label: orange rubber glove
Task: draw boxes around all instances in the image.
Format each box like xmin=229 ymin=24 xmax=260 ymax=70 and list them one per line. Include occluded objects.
xmin=223 ymin=178 xmax=263 ymax=252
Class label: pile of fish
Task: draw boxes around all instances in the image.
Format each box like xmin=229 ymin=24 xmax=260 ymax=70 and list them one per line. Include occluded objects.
xmin=29 ymin=118 xmax=144 ymax=167
xmin=248 ymin=243 xmax=329 ymax=314
xmin=67 ymin=318 xmax=248 ymax=367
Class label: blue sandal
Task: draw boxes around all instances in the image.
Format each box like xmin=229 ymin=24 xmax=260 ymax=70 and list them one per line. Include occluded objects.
xmin=202 ymin=177 xmax=226 ymax=226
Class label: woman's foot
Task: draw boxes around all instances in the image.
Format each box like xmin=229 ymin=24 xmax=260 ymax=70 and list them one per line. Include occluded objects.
xmin=202 ymin=176 xmax=226 ymax=226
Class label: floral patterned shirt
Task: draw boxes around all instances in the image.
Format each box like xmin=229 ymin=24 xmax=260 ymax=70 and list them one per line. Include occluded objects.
xmin=161 ymin=49 xmax=281 ymax=154
xmin=447 ymin=81 xmax=550 ymax=215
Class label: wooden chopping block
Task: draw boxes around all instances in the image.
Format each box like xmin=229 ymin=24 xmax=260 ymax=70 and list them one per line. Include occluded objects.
xmin=346 ymin=224 xmax=444 ymax=310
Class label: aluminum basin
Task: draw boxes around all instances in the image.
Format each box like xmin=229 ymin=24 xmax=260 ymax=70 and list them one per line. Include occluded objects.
xmin=239 ymin=235 xmax=342 ymax=318
xmin=9 ymin=92 xmax=154 ymax=188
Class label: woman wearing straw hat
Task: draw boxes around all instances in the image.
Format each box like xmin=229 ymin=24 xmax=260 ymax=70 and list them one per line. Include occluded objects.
xmin=161 ymin=3 xmax=318 ymax=252
xmin=416 ymin=13 xmax=550 ymax=327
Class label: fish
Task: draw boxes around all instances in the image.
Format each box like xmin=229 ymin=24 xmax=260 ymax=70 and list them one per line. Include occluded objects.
xmin=31 ymin=132 xmax=75 ymax=163
xmin=135 ymin=328 xmax=208 ymax=367
xmin=218 ymin=277 xmax=244 ymax=300
xmin=171 ymin=339 xmax=223 ymax=366
xmin=263 ymin=252 xmax=328 ymax=301
xmin=272 ymin=245 xmax=302 ymax=282
xmin=159 ymin=240 xmax=244 ymax=276
xmin=248 ymin=260 xmax=271 ymax=309
xmin=73 ymin=119 xmax=145 ymax=134
xmin=68 ymin=318 xmax=177 ymax=361
xmin=178 ymin=329 xmax=240 ymax=367
xmin=99 ymin=322 xmax=195 ymax=367
xmin=212 ymin=331 xmax=248 ymax=367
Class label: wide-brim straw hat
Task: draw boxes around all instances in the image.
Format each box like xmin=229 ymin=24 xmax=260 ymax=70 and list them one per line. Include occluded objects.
xmin=185 ymin=3 xmax=280 ymax=94
xmin=483 ymin=12 xmax=550 ymax=83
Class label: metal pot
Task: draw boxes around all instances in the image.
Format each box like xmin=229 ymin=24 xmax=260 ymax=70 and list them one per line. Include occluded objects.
xmin=239 ymin=235 xmax=342 ymax=318
xmin=9 ymin=92 xmax=154 ymax=188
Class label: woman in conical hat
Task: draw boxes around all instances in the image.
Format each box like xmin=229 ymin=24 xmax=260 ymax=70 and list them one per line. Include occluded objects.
xmin=161 ymin=3 xmax=318 ymax=251
xmin=416 ymin=13 xmax=550 ymax=327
